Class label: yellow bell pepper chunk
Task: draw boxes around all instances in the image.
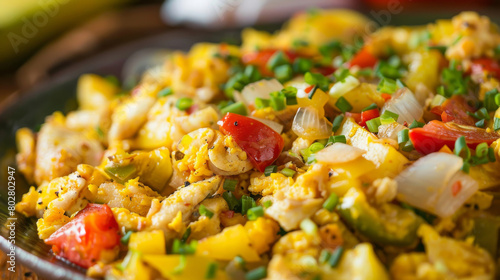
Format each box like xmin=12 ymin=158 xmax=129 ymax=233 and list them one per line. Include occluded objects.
xmin=297 ymin=87 xmax=330 ymax=117
xmin=122 ymin=251 xmax=152 ymax=280
xmin=128 ymin=230 xmax=166 ymax=255
xmin=143 ymin=255 xmax=228 ymax=280
xmin=328 ymin=83 xmax=385 ymax=113
xmin=196 ymin=224 xmax=261 ymax=262
xmin=338 ymin=118 xmax=408 ymax=180
xmin=77 ymin=74 xmax=118 ymax=110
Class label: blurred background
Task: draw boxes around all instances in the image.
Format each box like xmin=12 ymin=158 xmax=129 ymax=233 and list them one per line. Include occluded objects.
xmin=0 ymin=0 xmax=499 ymax=107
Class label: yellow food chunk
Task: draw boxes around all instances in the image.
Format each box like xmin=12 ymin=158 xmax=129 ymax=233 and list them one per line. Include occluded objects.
xmin=196 ymin=224 xmax=260 ymax=262
xmin=128 ymin=230 xmax=166 ymax=255
xmin=244 ymin=217 xmax=280 ymax=254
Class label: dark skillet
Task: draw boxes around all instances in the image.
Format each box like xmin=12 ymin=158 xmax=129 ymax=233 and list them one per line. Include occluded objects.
xmin=0 ymin=27 xmax=249 ymax=280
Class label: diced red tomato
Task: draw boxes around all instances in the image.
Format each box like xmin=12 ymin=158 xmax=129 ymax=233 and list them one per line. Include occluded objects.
xmin=451 ymin=181 xmax=462 ymax=197
xmin=359 ymin=109 xmax=380 ymax=127
xmin=471 ymin=58 xmax=500 ymax=79
xmin=312 ymin=66 xmax=335 ymax=76
xmin=347 ymin=47 xmax=378 ymax=69
xmin=430 ymin=95 xmax=476 ymax=126
xmin=45 ymin=204 xmax=120 ymax=268
xmin=218 ymin=113 xmax=284 ymax=172
xmin=345 ymin=112 xmax=362 ymax=123
xmin=242 ymin=49 xmax=299 ymax=76
xmin=305 ymin=85 xmax=315 ymax=94
xmin=381 ymin=93 xmax=392 ymax=101
xmin=409 ymin=120 xmax=499 ymax=155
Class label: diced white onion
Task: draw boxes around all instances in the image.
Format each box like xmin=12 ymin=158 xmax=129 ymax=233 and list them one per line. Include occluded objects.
xmin=382 ymin=87 xmax=423 ymax=125
xmin=377 ymin=122 xmax=407 ymax=141
xmin=315 ymin=142 xmax=365 ymax=164
xmin=241 ymin=79 xmax=283 ymax=105
xmin=249 ymin=116 xmax=283 ymax=134
xmin=292 ymin=107 xmax=332 ymax=140
xmin=328 ymin=75 xmax=360 ymax=98
xmin=395 ymin=152 xmax=478 ymax=217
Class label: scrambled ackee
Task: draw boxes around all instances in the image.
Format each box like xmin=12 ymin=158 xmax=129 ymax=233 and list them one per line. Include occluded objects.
xmin=14 ymin=9 xmax=500 ymax=280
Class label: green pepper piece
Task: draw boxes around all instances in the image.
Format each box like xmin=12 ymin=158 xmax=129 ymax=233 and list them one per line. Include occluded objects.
xmin=470 ymin=213 xmax=500 ymax=258
xmin=104 ymin=164 xmax=137 ymax=184
xmin=338 ymin=188 xmax=422 ymax=247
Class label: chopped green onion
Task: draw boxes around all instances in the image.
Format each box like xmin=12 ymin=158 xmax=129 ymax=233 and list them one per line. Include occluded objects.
xmin=234 ymin=255 xmax=246 ymax=269
xmin=241 ymin=195 xmax=256 ymax=215
xmin=172 ymin=255 xmax=187 ymax=275
xmin=382 ymin=110 xmax=399 ymax=121
xmin=496 ymin=94 xmax=500 ymax=106
xmin=362 ymin=103 xmax=378 ymax=112
xmin=401 ymin=141 xmax=414 ymax=152
xmin=267 ymin=51 xmax=290 ymax=70
xmin=328 ymin=246 xmax=344 ymax=268
xmin=305 ymin=72 xmax=330 ymax=92
xmin=327 ymin=135 xmax=346 ymax=145
xmin=319 ymin=40 xmax=342 ymax=57
xmin=280 ymin=86 xmax=298 ymax=105
xmin=484 ymin=89 xmax=499 ymax=112
xmin=300 ymin=218 xmax=318 ymax=235
xmin=247 ymin=206 xmax=264 ymax=221
xmin=270 ymin=91 xmax=286 ymax=111
xmin=309 ymin=142 xmax=325 ymax=153
xmin=158 ymin=87 xmax=173 ymax=97
xmin=468 ymin=107 xmax=490 ymax=120
xmin=274 ymin=64 xmax=293 ymax=83
xmin=255 ymin=98 xmax=270 ymax=109
xmin=398 ymin=129 xmax=409 ymax=144
xmin=476 ymin=143 xmax=489 ymax=158
xmin=335 ymin=97 xmax=352 ymax=113
xmin=292 ymin=39 xmax=309 ymax=48
xmin=223 ymin=192 xmax=240 ymax=211
xmin=199 ymin=205 xmax=214 ymax=219
xmin=171 ymin=239 xmax=197 ymax=255
xmin=323 ymin=193 xmax=339 ymax=212
xmin=319 ymin=250 xmax=331 ymax=264
xmin=426 ymin=45 xmax=447 ymax=54
xmin=293 ymin=58 xmax=313 ymax=74
xmin=409 ymin=120 xmax=425 ymax=129
xmin=245 ymin=266 xmax=267 ymax=280
xmin=263 ymin=200 xmax=272 ymax=208
xmin=454 ymin=136 xmax=471 ymax=161
xmin=244 ymin=65 xmax=261 ymax=82
xmin=264 ymin=165 xmax=277 ymax=176
xmin=377 ymin=77 xmax=397 ymax=94
xmin=280 ymin=168 xmax=296 ymax=177
xmin=181 ymin=227 xmax=191 ymax=243
xmin=223 ymin=179 xmax=238 ymax=191
xmin=205 ymin=262 xmax=218 ymax=279
xmin=334 ymin=68 xmax=350 ymax=82
xmin=488 ymin=147 xmax=496 ymax=162
xmin=494 ymin=118 xmax=500 ymax=131
xmin=176 ymin=97 xmax=193 ymax=111
xmin=475 ymin=119 xmax=486 ymax=128
xmin=221 ymin=101 xmax=248 ymax=116
xmin=380 ymin=114 xmax=396 ymax=125
xmin=366 ymin=117 xmax=381 ymax=133
xmin=356 ymin=68 xmax=373 ymax=77
xmin=120 ymin=230 xmax=133 ymax=245
xmin=332 ymin=115 xmax=344 ymax=133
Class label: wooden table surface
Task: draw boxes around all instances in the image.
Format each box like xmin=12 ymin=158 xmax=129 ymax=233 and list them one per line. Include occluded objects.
xmin=0 ymin=250 xmax=45 ymax=280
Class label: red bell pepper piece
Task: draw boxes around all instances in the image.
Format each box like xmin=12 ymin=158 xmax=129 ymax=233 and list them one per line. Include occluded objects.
xmin=45 ymin=204 xmax=120 ymax=268
xmin=409 ymin=120 xmax=499 ymax=155
xmin=218 ymin=113 xmax=284 ymax=172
